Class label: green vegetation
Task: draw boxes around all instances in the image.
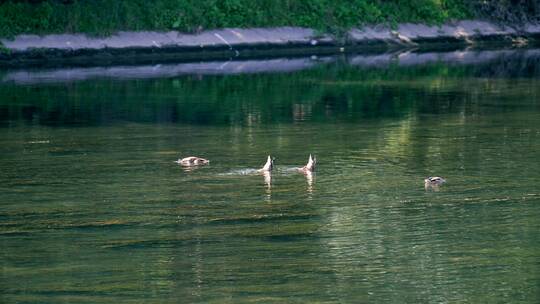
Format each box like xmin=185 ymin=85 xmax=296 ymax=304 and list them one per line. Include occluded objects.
xmin=0 ymin=41 xmax=9 ymax=54
xmin=0 ymin=0 xmax=472 ymax=38
xmin=471 ymin=0 xmax=540 ymax=24
xmin=0 ymin=0 xmax=538 ymax=38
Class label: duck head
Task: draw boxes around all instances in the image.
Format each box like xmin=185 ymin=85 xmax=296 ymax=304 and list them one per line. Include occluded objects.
xmin=194 ymin=157 xmax=210 ymax=165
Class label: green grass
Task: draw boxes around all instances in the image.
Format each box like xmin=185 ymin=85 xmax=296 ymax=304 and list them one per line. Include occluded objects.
xmin=1 ymin=1 xmax=536 ymax=39
xmin=0 ymin=0 xmax=475 ymax=38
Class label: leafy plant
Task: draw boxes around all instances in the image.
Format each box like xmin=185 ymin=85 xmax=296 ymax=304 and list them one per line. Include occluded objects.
xmin=0 ymin=0 xmax=533 ymax=38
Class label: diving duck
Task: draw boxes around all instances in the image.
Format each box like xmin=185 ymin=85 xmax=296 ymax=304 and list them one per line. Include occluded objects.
xmin=298 ymin=154 xmax=316 ymax=173
xmin=424 ymin=176 xmax=446 ymax=188
xmin=258 ymin=155 xmax=275 ymax=172
xmin=176 ymin=156 xmax=209 ymax=166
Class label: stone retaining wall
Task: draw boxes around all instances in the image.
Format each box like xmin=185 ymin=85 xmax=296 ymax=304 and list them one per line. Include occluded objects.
xmin=1 ymin=20 xmax=539 ymax=65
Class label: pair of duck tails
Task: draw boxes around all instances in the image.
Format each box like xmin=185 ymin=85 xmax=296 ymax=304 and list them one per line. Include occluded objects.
xmin=258 ymin=154 xmax=315 ymax=173
xmin=177 ymin=155 xmax=315 ymax=172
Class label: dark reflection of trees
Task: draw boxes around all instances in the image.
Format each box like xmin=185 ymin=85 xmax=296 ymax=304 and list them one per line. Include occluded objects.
xmin=1 ymin=50 xmax=540 ymax=127
xmin=472 ymin=51 xmax=540 ymax=79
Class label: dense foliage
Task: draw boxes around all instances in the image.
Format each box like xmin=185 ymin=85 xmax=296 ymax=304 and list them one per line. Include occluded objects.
xmin=0 ymin=0 xmax=471 ymax=37
xmin=471 ymin=0 xmax=539 ymax=24
xmin=0 ymin=0 xmax=537 ymax=38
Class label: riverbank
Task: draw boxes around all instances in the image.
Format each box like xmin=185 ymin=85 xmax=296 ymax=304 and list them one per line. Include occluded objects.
xmin=1 ymin=20 xmax=540 ymax=67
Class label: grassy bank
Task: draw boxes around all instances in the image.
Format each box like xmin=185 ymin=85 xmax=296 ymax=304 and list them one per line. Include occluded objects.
xmin=0 ymin=0 xmax=471 ymax=38
xmin=0 ymin=0 xmax=538 ymax=39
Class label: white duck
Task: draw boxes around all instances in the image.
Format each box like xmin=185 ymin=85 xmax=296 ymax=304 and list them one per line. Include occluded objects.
xmin=258 ymin=155 xmax=275 ymax=172
xmin=298 ymin=154 xmax=316 ymax=173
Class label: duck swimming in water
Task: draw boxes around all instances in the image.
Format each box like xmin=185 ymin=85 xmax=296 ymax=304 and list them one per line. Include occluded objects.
xmin=298 ymin=154 xmax=316 ymax=173
xmin=176 ymin=156 xmax=209 ymax=166
xmin=424 ymin=176 xmax=446 ymax=189
xmin=258 ymin=155 xmax=275 ymax=172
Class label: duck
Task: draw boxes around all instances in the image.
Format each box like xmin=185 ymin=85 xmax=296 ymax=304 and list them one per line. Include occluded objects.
xmin=424 ymin=176 xmax=446 ymax=188
xmin=176 ymin=156 xmax=209 ymax=166
xmin=258 ymin=155 xmax=275 ymax=172
xmin=298 ymin=154 xmax=316 ymax=173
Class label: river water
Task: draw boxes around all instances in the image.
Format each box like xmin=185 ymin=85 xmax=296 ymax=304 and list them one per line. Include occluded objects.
xmin=1 ymin=49 xmax=539 ymax=303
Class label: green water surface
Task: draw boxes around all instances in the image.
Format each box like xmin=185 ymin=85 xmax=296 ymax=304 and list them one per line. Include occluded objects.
xmin=1 ymin=51 xmax=540 ymax=303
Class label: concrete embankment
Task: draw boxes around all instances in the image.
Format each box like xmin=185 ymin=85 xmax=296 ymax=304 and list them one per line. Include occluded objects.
xmin=1 ymin=20 xmax=540 ymax=66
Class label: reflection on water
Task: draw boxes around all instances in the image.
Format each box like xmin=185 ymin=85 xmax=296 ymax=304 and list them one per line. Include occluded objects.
xmin=262 ymin=171 xmax=272 ymax=189
xmin=305 ymin=171 xmax=314 ymax=191
xmin=1 ymin=49 xmax=540 ymax=303
xmin=263 ymin=171 xmax=272 ymax=201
